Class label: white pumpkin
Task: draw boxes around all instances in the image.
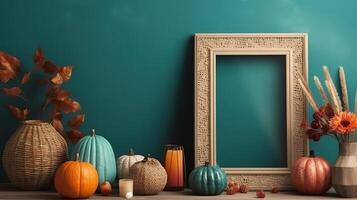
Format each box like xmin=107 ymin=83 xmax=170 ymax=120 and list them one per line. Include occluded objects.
xmin=117 ymin=148 xmax=144 ymax=179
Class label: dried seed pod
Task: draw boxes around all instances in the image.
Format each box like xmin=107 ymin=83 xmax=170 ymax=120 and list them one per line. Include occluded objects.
xmin=227 ymin=180 xmax=235 ymax=188
xmin=233 ymin=183 xmax=239 ymax=193
xmin=226 ymin=186 xmax=236 ymax=195
xmin=239 ymin=184 xmax=249 ymax=193
xmin=271 ymin=187 xmax=279 ymax=193
xmin=256 ymin=190 xmax=266 ymax=198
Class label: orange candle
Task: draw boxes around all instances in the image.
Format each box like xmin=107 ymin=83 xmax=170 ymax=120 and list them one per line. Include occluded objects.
xmin=177 ymin=150 xmax=183 ymax=186
xmin=164 ymin=145 xmax=185 ymax=190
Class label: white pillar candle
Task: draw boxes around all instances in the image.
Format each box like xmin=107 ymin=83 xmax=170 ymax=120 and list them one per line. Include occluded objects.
xmin=119 ymin=179 xmax=133 ymax=199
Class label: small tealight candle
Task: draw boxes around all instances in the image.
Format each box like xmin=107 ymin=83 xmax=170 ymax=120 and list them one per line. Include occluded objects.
xmin=119 ymin=179 xmax=133 ymax=199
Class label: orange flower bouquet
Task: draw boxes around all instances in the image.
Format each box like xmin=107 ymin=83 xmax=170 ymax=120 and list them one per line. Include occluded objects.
xmin=300 ymin=66 xmax=357 ymax=197
xmin=298 ymin=66 xmax=357 ymax=142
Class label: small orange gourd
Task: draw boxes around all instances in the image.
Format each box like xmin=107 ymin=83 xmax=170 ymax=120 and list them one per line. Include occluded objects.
xmin=55 ymin=153 xmax=98 ymax=198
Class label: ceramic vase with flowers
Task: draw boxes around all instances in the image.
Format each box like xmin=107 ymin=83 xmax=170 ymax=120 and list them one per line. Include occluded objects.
xmin=0 ymin=49 xmax=86 ymax=190
xmin=298 ymin=66 xmax=357 ymax=197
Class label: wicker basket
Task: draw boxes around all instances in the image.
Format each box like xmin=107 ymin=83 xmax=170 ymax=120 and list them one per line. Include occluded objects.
xmin=129 ymin=155 xmax=167 ymax=195
xmin=2 ymin=120 xmax=68 ymax=190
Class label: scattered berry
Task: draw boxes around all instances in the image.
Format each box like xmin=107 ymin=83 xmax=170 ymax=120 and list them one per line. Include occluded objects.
xmin=311 ymin=133 xmax=320 ymax=141
xmin=311 ymin=120 xmax=322 ymax=129
xmin=271 ymin=187 xmax=279 ymax=193
xmin=306 ymin=128 xmax=317 ymax=136
xmin=100 ymin=181 xmax=112 ymax=196
xmin=227 ymin=180 xmax=239 ymax=193
xmin=125 ymin=192 xmax=133 ymax=199
xmin=233 ymin=184 xmax=239 ymax=193
xmin=256 ymin=190 xmax=266 ymax=198
xmin=325 ymin=104 xmax=335 ymax=118
xmin=239 ymin=184 xmax=249 ymax=193
xmin=313 ymin=112 xmax=322 ymax=120
xmin=322 ymin=125 xmax=330 ymax=133
xmin=226 ymin=186 xmax=236 ymax=195
xmin=228 ymin=180 xmax=235 ymax=188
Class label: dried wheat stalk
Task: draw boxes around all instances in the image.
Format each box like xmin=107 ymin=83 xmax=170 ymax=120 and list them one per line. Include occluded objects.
xmin=313 ymin=76 xmax=329 ymax=104
xmin=298 ymin=78 xmax=319 ymax=112
xmin=323 ymin=66 xmax=342 ymax=112
xmin=355 ymin=89 xmax=357 ymax=114
xmin=325 ymin=80 xmax=340 ymax=114
xmin=339 ymin=66 xmax=349 ymax=111
xmin=297 ymin=71 xmax=318 ymax=104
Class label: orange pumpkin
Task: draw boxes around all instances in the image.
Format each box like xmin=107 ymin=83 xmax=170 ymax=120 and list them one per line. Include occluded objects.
xmin=292 ymin=150 xmax=331 ymax=194
xmin=55 ymin=153 xmax=98 ymax=198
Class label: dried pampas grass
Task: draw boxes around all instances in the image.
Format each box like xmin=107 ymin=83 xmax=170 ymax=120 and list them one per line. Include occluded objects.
xmin=325 ymin=80 xmax=340 ymax=114
xmin=355 ymin=89 xmax=357 ymax=114
xmin=298 ymin=78 xmax=319 ymax=112
xmin=323 ymin=66 xmax=342 ymax=112
xmin=339 ymin=66 xmax=349 ymax=111
xmin=314 ymin=76 xmax=329 ymax=104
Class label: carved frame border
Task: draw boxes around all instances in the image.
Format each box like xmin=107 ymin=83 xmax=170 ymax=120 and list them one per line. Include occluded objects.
xmin=194 ymin=33 xmax=308 ymax=190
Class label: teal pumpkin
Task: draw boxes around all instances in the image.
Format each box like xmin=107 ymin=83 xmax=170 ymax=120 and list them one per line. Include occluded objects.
xmin=71 ymin=129 xmax=116 ymax=184
xmin=189 ymin=162 xmax=227 ymax=195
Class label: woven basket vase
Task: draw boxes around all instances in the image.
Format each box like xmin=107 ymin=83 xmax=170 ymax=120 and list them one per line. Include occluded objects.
xmin=2 ymin=120 xmax=68 ymax=190
xmin=129 ymin=156 xmax=167 ymax=195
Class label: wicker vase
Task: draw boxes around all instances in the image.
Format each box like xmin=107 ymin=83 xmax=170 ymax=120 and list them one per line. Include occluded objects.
xmin=2 ymin=120 xmax=68 ymax=190
xmin=332 ymin=142 xmax=357 ymax=198
xmin=129 ymin=155 xmax=167 ymax=195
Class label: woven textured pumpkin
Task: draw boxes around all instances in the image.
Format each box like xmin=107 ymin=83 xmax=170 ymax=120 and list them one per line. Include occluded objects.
xmin=292 ymin=150 xmax=331 ymax=194
xmin=117 ymin=148 xmax=144 ymax=179
xmin=2 ymin=120 xmax=68 ymax=190
xmin=55 ymin=153 xmax=98 ymax=198
xmin=129 ymin=155 xmax=167 ymax=195
xmin=189 ymin=162 xmax=227 ymax=195
xmin=71 ymin=129 xmax=116 ymax=184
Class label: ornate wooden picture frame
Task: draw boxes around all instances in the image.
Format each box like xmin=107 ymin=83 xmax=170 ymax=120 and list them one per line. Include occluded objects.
xmin=194 ymin=33 xmax=308 ymax=189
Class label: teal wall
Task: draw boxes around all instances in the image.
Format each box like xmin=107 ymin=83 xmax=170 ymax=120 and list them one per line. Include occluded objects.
xmin=216 ymin=55 xmax=287 ymax=168
xmin=1 ymin=0 xmax=357 ymax=182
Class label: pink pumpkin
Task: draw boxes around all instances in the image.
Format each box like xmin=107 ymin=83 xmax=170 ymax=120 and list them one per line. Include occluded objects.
xmin=292 ymin=150 xmax=331 ymax=194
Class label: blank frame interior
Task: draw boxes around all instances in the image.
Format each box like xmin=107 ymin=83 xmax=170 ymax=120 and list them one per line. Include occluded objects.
xmin=209 ymin=48 xmax=292 ymax=175
xmin=216 ymin=55 xmax=287 ymax=168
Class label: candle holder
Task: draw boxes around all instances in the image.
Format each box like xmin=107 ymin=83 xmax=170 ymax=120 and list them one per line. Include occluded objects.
xmin=119 ymin=179 xmax=133 ymax=199
xmin=163 ymin=144 xmax=186 ymax=191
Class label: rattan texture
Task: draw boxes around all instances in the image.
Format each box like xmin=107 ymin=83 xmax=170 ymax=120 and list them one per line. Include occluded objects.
xmin=2 ymin=120 xmax=68 ymax=190
xmin=129 ymin=157 xmax=167 ymax=195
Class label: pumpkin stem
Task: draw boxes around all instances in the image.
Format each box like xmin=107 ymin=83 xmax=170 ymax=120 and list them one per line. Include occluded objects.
xmin=91 ymin=129 xmax=96 ymax=136
xmin=143 ymin=154 xmax=151 ymax=161
xmin=129 ymin=148 xmax=134 ymax=156
xmin=204 ymin=161 xmax=210 ymax=166
xmin=309 ymin=150 xmax=315 ymax=157
xmin=76 ymin=153 xmax=80 ymax=161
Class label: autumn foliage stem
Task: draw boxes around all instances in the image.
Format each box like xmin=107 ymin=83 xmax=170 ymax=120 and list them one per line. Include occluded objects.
xmin=0 ymin=48 xmax=85 ymax=144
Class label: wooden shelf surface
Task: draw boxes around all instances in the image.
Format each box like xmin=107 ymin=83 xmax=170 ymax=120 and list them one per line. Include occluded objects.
xmin=0 ymin=186 xmax=346 ymax=200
